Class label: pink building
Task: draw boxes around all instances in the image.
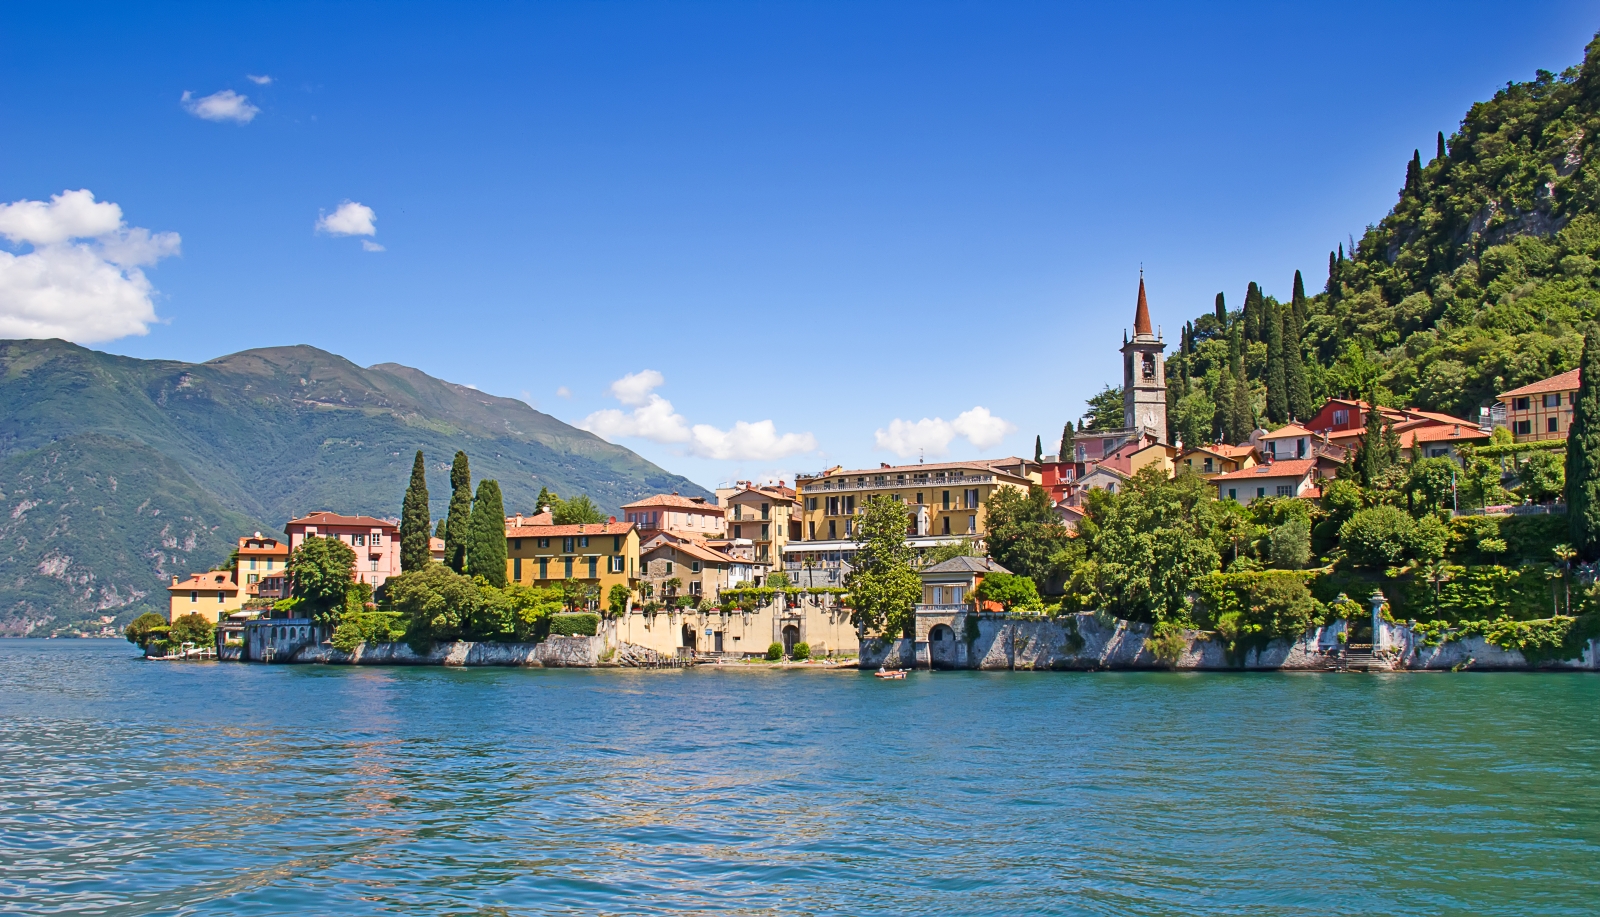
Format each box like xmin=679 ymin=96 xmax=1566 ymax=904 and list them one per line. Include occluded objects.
xmin=284 ymin=512 xmax=403 ymax=589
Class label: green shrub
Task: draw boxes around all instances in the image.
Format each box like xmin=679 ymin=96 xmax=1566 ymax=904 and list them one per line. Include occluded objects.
xmin=1194 ymin=571 xmax=1321 ymax=663
xmin=1502 ymin=514 xmax=1569 ymax=563
xmin=124 ymin=612 xmax=167 ymax=649
xmin=1339 ymin=506 xmax=1415 ymax=569
xmin=549 ymin=612 xmax=600 ymax=637
xmin=973 ymin=572 xmax=1042 ymax=611
xmin=1144 ymin=620 xmax=1187 ymax=667
xmin=766 ymin=642 xmax=783 ymax=661
xmin=791 ymin=642 xmax=811 ymax=660
xmin=331 ymin=611 xmax=405 ymax=653
xmin=168 ymin=612 xmax=216 ymax=648
xmin=1268 ymin=517 xmax=1312 ymax=569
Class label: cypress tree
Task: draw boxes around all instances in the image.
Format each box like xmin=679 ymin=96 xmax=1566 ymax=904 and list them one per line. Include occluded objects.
xmin=1228 ymin=323 xmax=1252 ymax=441
xmin=1242 ymin=282 xmax=1261 ymax=343
xmin=435 ymin=517 xmax=446 ymax=539
xmin=534 ymin=486 xmax=557 ymax=515
xmin=400 ymin=450 xmax=431 ymax=572
xmin=1381 ymin=417 xmax=1403 ymax=469
xmin=1213 ymin=365 xmax=1235 ymax=443
xmin=467 ymin=479 xmax=507 ymax=587
xmin=1287 ymin=271 xmax=1313 ymax=420
xmin=1035 ymin=435 xmax=1043 ymax=462
xmin=1327 ymin=250 xmax=1338 ymax=294
xmin=1436 ymin=130 xmax=1447 ymax=161
xmin=1358 ymin=397 xmax=1388 ymax=485
xmin=1404 ymin=149 xmax=1422 ymax=195
xmin=1059 ymin=423 xmax=1075 ymax=462
xmin=1265 ymin=296 xmax=1288 ymax=423
xmin=1568 ymin=327 xmax=1600 ymax=557
xmin=1214 ymin=292 xmax=1226 ymax=326
xmin=444 ymin=451 xmax=472 ymax=573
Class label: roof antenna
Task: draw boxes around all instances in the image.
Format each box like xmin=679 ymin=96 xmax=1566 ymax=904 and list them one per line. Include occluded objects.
xmin=919 ymin=447 xmax=924 ymax=464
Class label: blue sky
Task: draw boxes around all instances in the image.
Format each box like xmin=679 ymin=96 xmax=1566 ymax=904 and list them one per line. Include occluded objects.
xmin=3 ymin=2 xmax=1598 ymax=490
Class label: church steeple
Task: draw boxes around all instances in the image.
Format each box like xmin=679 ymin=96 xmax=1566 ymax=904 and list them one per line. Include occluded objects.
xmin=1121 ymin=273 xmax=1168 ymax=442
xmin=1133 ymin=274 xmax=1154 ymax=337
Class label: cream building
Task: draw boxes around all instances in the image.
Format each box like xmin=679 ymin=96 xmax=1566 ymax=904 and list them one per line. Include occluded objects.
xmin=611 ymin=593 xmax=859 ymax=659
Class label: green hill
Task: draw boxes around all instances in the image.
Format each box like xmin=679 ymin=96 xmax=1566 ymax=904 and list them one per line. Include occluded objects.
xmin=0 ymin=339 xmax=707 ymax=636
xmin=1164 ymin=30 xmax=1600 ymax=442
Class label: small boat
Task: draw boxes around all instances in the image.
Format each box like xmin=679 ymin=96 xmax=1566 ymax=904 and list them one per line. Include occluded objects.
xmin=874 ymin=668 xmax=908 ymax=680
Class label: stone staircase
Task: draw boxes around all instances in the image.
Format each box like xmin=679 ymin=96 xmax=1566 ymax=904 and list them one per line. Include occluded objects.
xmin=1335 ymin=643 xmax=1391 ymax=672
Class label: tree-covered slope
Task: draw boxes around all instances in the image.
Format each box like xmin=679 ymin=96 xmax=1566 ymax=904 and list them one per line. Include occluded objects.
xmin=0 ymin=339 xmax=707 ymax=635
xmin=1164 ymin=30 xmax=1600 ymax=440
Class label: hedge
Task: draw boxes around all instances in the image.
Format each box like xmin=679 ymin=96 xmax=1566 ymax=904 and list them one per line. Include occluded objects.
xmin=549 ymin=612 xmax=600 ymax=637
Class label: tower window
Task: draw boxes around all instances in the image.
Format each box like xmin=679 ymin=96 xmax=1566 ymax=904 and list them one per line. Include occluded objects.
xmin=1141 ymin=352 xmax=1156 ymax=381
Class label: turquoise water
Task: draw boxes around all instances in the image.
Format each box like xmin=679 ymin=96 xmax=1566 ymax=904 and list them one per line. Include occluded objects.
xmin=2 ymin=639 xmax=1599 ymax=915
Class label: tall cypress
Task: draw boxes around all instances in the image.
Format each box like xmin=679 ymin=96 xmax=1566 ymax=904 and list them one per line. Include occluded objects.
xmin=1404 ymin=149 xmax=1422 ymax=196
xmin=1214 ymin=292 xmax=1226 ymax=326
xmin=444 ymin=451 xmax=472 ymax=573
xmin=534 ymin=486 xmax=557 ymax=515
xmin=1213 ymin=364 xmax=1235 ymax=443
xmin=1570 ymin=327 xmax=1600 ymax=557
xmin=1059 ymin=423 xmax=1075 ymax=462
xmin=468 ymin=479 xmax=507 ymax=587
xmin=1436 ymin=131 xmax=1447 ymax=161
xmin=1035 ymin=435 xmax=1043 ymax=462
xmin=1242 ymin=282 xmax=1261 ymax=343
xmin=1265 ymin=296 xmax=1288 ymax=423
xmin=1287 ymin=271 xmax=1313 ymax=420
xmin=400 ymin=450 xmax=432 ymax=572
xmin=1358 ymin=396 xmax=1388 ymax=486
xmin=1228 ymin=323 xmax=1252 ymax=441
xmin=1327 ymin=251 xmax=1338 ymax=294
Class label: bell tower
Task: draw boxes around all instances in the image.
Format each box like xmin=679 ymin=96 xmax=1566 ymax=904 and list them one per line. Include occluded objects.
xmin=1121 ymin=274 xmax=1168 ymax=443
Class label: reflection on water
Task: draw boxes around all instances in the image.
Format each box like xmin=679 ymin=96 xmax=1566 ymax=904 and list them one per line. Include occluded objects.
xmin=2 ymin=639 xmax=1600 ymax=915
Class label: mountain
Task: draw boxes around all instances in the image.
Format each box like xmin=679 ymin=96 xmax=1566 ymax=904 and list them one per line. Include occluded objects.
xmin=1163 ymin=30 xmax=1600 ymax=441
xmin=0 ymin=339 xmax=708 ymax=636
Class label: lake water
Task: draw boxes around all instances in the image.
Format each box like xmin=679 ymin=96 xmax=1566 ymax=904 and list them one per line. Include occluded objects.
xmin=3 ymin=639 xmax=1600 ymax=915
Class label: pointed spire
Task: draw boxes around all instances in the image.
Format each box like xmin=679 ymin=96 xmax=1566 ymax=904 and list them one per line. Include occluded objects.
xmin=1133 ymin=274 xmax=1153 ymax=336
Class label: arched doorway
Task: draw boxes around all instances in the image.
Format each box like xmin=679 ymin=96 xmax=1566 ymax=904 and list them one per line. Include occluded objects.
xmin=928 ymin=624 xmax=957 ymax=668
xmin=782 ymin=624 xmax=800 ymax=656
xmin=682 ymin=624 xmax=697 ymax=653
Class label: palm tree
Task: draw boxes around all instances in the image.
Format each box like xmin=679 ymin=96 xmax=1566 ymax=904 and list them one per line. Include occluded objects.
xmin=1422 ymin=559 xmax=1452 ymax=601
xmin=1554 ymin=544 xmax=1578 ymax=615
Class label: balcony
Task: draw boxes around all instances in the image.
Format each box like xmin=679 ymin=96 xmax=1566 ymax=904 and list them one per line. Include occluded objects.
xmin=799 ymin=474 xmax=995 ymax=493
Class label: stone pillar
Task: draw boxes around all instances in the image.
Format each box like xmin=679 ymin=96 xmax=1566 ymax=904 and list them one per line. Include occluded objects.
xmin=1370 ymin=590 xmax=1387 ymax=651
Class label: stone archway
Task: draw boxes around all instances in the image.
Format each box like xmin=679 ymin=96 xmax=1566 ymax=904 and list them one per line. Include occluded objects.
xmin=682 ymin=624 xmax=697 ymax=653
xmin=928 ymin=624 xmax=958 ymax=668
xmin=782 ymin=624 xmax=800 ymax=656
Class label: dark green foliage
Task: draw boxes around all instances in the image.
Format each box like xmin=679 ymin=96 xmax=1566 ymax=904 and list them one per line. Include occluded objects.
xmin=549 ymin=612 xmax=599 ymax=637
xmin=534 ymin=487 xmax=557 ymax=513
xmin=467 ymin=479 xmax=507 ymax=586
xmin=1436 ymin=130 xmax=1447 ymax=161
xmin=400 ymin=450 xmax=432 ymax=572
xmin=1084 ymin=385 xmax=1124 ymax=432
xmin=444 ymin=452 xmax=472 ymax=573
xmin=791 ymin=642 xmax=811 ymax=661
xmin=1269 ymin=516 xmax=1312 ymax=569
xmin=983 ymin=485 xmax=1072 ymax=592
xmin=1569 ymin=326 xmax=1600 ymax=556
xmin=608 ymin=583 xmax=632 ymax=616
xmin=1228 ymin=324 xmax=1253 ymax=439
xmin=1406 ymin=458 xmax=1459 ymax=515
xmin=384 ymin=563 xmax=478 ymax=645
xmin=1518 ymin=449 xmax=1566 ymax=503
xmin=1214 ymin=292 xmax=1227 ymax=325
xmin=1242 ymin=282 xmax=1262 ymax=343
xmin=766 ymin=642 xmax=783 ymax=661
xmin=1287 ymin=272 xmax=1313 ymax=420
xmin=1035 ymin=435 xmax=1043 ymax=462
xmin=551 ymin=494 xmax=605 ymax=525
xmin=124 ymin=612 xmax=167 ymax=649
xmin=1338 ymin=506 xmax=1415 ymax=569
xmin=0 ymin=340 xmax=705 ymax=636
xmin=843 ymin=495 xmax=922 ymax=637
xmin=168 ymin=612 xmax=215 ymax=648
xmin=330 ymin=611 xmax=405 ymax=653
xmin=1194 ymin=571 xmax=1320 ymax=662
xmin=1356 ymin=398 xmax=1394 ymax=485
xmin=288 ymin=536 xmax=357 ymax=626
xmin=973 ymin=571 xmax=1043 ymax=610
xmin=1265 ymin=296 xmax=1288 ymax=423
xmin=1058 ymin=423 xmax=1075 ymax=461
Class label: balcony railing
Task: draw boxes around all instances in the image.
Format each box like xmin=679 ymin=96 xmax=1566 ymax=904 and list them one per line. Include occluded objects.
xmin=799 ymin=474 xmax=995 ymax=493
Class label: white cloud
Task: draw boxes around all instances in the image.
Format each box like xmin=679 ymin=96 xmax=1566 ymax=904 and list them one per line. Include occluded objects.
xmin=316 ymin=200 xmax=377 ymax=237
xmin=556 ymin=386 xmax=572 ymax=399
xmin=361 ymin=240 xmax=385 ymax=252
xmin=874 ymin=406 xmax=1016 ymax=458
xmin=0 ymin=189 xmax=180 ymax=343
xmin=951 ymin=406 xmax=1016 ymax=450
xmin=581 ymin=371 xmax=816 ymax=461
xmin=246 ymin=74 xmax=273 ymax=85
xmin=609 ymin=368 xmax=664 ymax=406
xmin=181 ymin=89 xmax=260 ymax=123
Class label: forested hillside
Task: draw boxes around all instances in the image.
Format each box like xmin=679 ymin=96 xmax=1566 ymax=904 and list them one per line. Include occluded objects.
xmin=0 ymin=340 xmax=707 ymax=636
xmin=1161 ymin=30 xmax=1600 ymax=445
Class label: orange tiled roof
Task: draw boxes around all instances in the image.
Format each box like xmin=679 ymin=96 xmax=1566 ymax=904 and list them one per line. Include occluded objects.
xmin=287 ymin=512 xmax=397 ymax=529
xmin=236 ymin=536 xmax=288 ymax=556
xmin=1500 ymin=369 xmax=1580 ymax=399
xmin=622 ymin=493 xmax=721 ymax=510
xmin=1211 ymin=458 xmax=1318 ymax=481
xmin=505 ymin=521 xmax=635 ymax=537
xmin=643 ymin=538 xmax=738 ymax=565
xmin=1401 ymin=424 xmax=1490 ymax=445
xmin=168 ymin=571 xmax=238 ymax=592
xmin=1259 ymin=423 xmax=1314 ymax=440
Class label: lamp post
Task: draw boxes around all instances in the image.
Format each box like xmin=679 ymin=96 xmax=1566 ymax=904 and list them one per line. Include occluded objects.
xmin=1370 ymin=589 xmax=1387 ymax=652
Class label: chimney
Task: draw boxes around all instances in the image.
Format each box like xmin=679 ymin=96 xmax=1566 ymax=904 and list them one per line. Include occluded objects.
xmin=171 ymin=575 xmax=178 ymax=585
xmin=515 ymin=513 xmax=523 ymax=526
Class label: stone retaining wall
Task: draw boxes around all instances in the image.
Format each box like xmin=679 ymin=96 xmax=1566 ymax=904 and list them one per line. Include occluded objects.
xmin=289 ymin=635 xmax=602 ymax=667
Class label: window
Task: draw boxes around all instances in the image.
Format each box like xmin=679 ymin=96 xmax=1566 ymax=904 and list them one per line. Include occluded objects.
xmin=1545 ymin=393 xmax=1562 ymax=408
xmin=1203 ymin=458 xmax=1214 ymax=472
xmin=691 ymin=561 xmax=701 ymax=573
xmin=733 ymin=525 xmax=742 ymax=539
xmin=614 ymin=535 xmax=621 ymax=551
xmin=609 ymin=556 xmax=625 ymax=573
xmin=828 ymin=520 xmax=837 ymax=539
xmin=190 ymin=591 xmax=198 ymax=603
xmin=587 ymin=557 xmax=598 ymax=578
xmin=1514 ymin=397 xmax=1530 ymax=411
xmin=1256 ymin=487 xmax=1266 ymax=499
xmin=1515 ymin=420 xmax=1532 ymax=435
xmin=690 ymin=581 xmax=702 ymax=595
xmin=513 ymin=539 xmax=522 ymax=550
xmin=808 ymin=521 xmax=815 ymax=539
xmin=967 ymin=515 xmax=976 ymax=534
xmin=761 ymin=503 xmax=769 ymax=520
xmin=942 ymin=490 xmax=950 ymax=510
xmin=733 ymin=504 xmax=742 ymax=520
xmin=513 ymin=557 xmax=522 ymax=581
xmin=666 ymin=561 xmax=674 ymax=574
xmin=353 ymin=534 xmax=365 ymax=547
xmin=915 ymin=492 xmax=923 ymax=505
xmin=538 ymin=538 xmax=549 ymax=548
xmin=1333 ymin=409 xmax=1349 ymax=426
xmin=942 ymin=517 xmax=950 ymax=535
xmin=250 ymin=557 xmax=258 ymax=570
xmin=845 ymin=496 xmax=855 ymax=514
xmin=1275 ymin=485 xmax=1292 ymax=497
xmin=1429 ymin=447 xmax=1449 ymax=458
xmin=1297 ymin=438 xmax=1307 ymax=459
xmin=846 ymin=519 xmax=854 ymax=537
xmin=580 ymin=536 xmax=589 ymax=548
xmin=247 ymin=573 xmax=259 ymax=585
xmin=1549 ymin=417 xmax=1560 ymax=433
xmin=538 ymin=558 xmax=548 ymax=579
xmin=827 ymin=496 xmax=839 ymax=516
xmin=761 ymin=524 xmax=770 ymax=540
xmin=1571 ymin=392 xmax=1579 ymax=405
xmin=1141 ymin=352 xmax=1156 ymax=380
xmin=564 ymin=537 xmax=575 ymax=553
xmin=1228 ymin=488 xmax=1237 ymax=500
xmin=563 ymin=557 xmax=574 ymax=578
xmin=217 ymin=591 xmax=225 ymax=603
xmin=964 ymin=488 xmax=979 ymax=509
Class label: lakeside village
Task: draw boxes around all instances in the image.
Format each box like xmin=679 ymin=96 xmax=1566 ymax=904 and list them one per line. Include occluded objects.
xmin=129 ymin=279 xmax=1600 ymax=671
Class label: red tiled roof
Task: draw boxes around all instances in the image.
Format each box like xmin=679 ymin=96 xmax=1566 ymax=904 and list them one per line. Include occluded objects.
xmin=168 ymin=571 xmax=238 ymax=592
xmin=1259 ymin=423 xmax=1314 ymax=440
xmin=1500 ymin=369 xmax=1580 ymax=399
xmin=1210 ymin=458 xmax=1318 ymax=481
xmin=505 ymin=521 xmax=635 ymax=537
xmin=1133 ymin=276 xmax=1153 ymax=336
xmin=622 ymin=493 xmax=721 ymax=510
xmin=1401 ymin=424 xmax=1491 ymax=445
xmin=236 ymin=537 xmax=288 ymax=556
xmin=642 ymin=538 xmax=737 ymax=565
xmin=287 ymin=512 xmax=397 ymax=529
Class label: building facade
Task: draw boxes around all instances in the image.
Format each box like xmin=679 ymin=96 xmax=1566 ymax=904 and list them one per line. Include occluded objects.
xmin=1498 ymin=369 xmax=1579 ymax=443
xmin=504 ymin=519 xmax=640 ymax=599
xmin=724 ymin=483 xmax=797 ymax=565
xmin=285 ymin=512 xmax=403 ymax=590
xmin=621 ymin=493 xmax=727 ymax=538
xmin=167 ymin=570 xmax=241 ymax=624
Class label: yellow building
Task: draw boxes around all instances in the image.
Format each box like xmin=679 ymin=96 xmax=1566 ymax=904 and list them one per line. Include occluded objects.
xmin=166 ymin=570 xmax=241 ymax=624
xmin=504 ymin=519 xmax=641 ymax=599
xmin=1499 ymin=369 xmax=1579 ymax=443
xmin=723 ymin=483 xmax=798 ymax=565
xmin=1177 ymin=444 xmax=1257 ymax=479
xmin=235 ymin=534 xmax=290 ymax=602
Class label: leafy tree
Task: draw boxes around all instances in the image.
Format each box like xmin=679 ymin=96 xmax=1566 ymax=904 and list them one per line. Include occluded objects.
xmin=1406 ymin=457 xmax=1459 ymax=516
xmin=1058 ymin=423 xmax=1075 ymax=462
xmin=558 ymin=578 xmax=599 ymax=612
xmin=467 ymin=479 xmax=507 ymax=586
xmin=766 ymin=571 xmax=790 ymax=588
xmin=169 ymin=612 xmax=215 ymax=648
xmin=400 ymin=450 xmax=432 ymax=572
xmin=1356 ymin=398 xmax=1392 ymax=486
xmin=1242 ymin=281 xmax=1261 ymax=343
xmin=973 ymin=571 xmax=1042 ymax=611
xmin=534 ymin=486 xmax=558 ymax=514
xmin=384 ymin=563 xmax=480 ymax=646
xmin=983 ymin=485 xmax=1071 ymax=591
xmin=444 ymin=451 xmax=472 ymax=573
xmin=288 ymin=535 xmax=357 ymax=626
xmin=924 ymin=540 xmax=979 ymax=565
xmin=608 ymin=583 xmax=631 ymax=617
xmin=1569 ymin=325 xmax=1600 ymax=556
xmin=1268 ymin=517 xmax=1312 ymax=569
xmin=1212 ymin=363 xmax=1236 ymax=443
xmin=552 ymin=494 xmax=605 ymax=525
xmin=1519 ymin=449 xmax=1566 ymax=504
xmin=1172 ymin=390 xmax=1216 ymax=449
xmin=1338 ymin=505 xmax=1414 ymax=569
xmin=124 ymin=611 xmax=167 ymax=649
xmin=1214 ymin=291 xmax=1227 ymax=325
xmin=843 ymin=494 xmax=922 ymax=638
xmin=1084 ymin=385 xmax=1124 ymax=432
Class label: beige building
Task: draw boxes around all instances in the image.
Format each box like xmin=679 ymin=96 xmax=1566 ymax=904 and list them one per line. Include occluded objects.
xmin=1498 ymin=369 xmax=1579 ymax=443
xmin=504 ymin=519 xmax=641 ymax=598
xmin=622 ymin=493 xmax=727 ymax=538
xmin=1177 ymin=444 xmax=1257 ymax=479
xmin=723 ymin=483 xmax=797 ymax=565
xmin=611 ymin=593 xmax=859 ymax=659
xmin=167 ymin=570 xmax=241 ymax=624
xmin=639 ymin=532 xmax=757 ymax=605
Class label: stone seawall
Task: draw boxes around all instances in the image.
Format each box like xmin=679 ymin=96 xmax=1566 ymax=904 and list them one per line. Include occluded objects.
xmin=860 ymin=611 xmax=1600 ymax=672
xmin=290 ymin=635 xmax=602 ymax=667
